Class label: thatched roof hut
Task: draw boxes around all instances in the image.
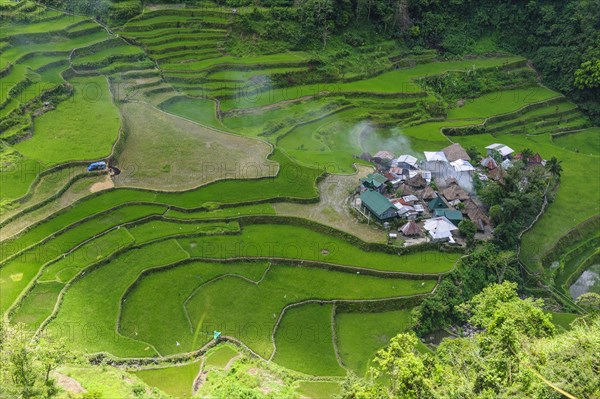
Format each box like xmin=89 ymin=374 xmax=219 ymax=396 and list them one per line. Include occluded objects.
xmin=463 ymin=199 xmax=490 ymax=231
xmin=442 ymin=143 xmax=471 ymax=162
xmin=400 ymin=220 xmax=421 ymax=236
xmin=407 ymin=173 xmax=427 ymax=188
xmin=442 ymin=184 xmax=470 ymax=201
xmin=420 ymin=186 xmax=437 ymax=201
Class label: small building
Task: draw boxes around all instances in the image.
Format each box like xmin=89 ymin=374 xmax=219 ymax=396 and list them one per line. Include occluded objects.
xmin=400 ymin=220 xmax=421 ymax=236
xmin=434 ymin=208 xmax=464 ymax=226
xmin=373 ymin=150 xmax=395 ymax=163
xmin=485 ymin=143 xmax=514 ymax=160
xmin=424 ymin=151 xmax=448 ymax=163
xmin=394 ymin=154 xmax=419 ymax=170
xmin=514 ymin=152 xmax=544 ymax=166
xmin=423 ymin=217 xmax=458 ymax=242
xmin=480 ymin=156 xmax=498 ymax=170
xmin=442 ymin=184 xmax=470 ymax=202
xmin=428 ymin=195 xmax=448 ymax=211
xmin=420 ymin=186 xmax=437 ymax=201
xmin=359 ymin=190 xmax=398 ymax=221
xmin=360 ymin=173 xmax=388 ymax=192
xmin=407 ymin=173 xmax=427 ymax=189
xmin=463 ymin=199 xmax=490 ymax=231
xmin=450 ymin=159 xmax=475 ymax=174
xmin=442 ymin=143 xmax=471 ymax=162
xmin=402 ymin=194 xmax=419 ymax=204
xmin=383 ymin=172 xmax=403 ymax=186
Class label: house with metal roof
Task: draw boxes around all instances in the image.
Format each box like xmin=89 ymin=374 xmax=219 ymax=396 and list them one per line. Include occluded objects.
xmin=423 ymin=217 xmax=458 ymax=242
xmin=434 ymin=208 xmax=464 ymax=226
xmin=360 ymin=173 xmax=388 ymax=192
xmin=394 ymin=154 xmax=419 ymax=169
xmin=359 ymin=190 xmax=398 ymax=221
xmin=428 ymin=195 xmax=448 ymax=211
xmin=485 ymin=143 xmax=514 ymax=159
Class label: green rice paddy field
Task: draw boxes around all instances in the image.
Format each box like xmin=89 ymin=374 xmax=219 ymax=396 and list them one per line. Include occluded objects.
xmin=0 ymin=2 xmax=598 ymax=397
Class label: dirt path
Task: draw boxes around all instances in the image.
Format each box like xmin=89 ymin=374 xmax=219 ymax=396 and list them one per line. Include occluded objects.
xmin=54 ymin=372 xmax=86 ymax=394
xmin=224 ymin=354 xmax=242 ymax=370
xmin=89 ymin=175 xmax=114 ymax=193
xmin=274 ymin=165 xmax=385 ymax=243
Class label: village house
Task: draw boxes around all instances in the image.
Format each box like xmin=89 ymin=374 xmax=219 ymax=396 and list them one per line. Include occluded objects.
xmin=373 ymin=150 xmax=395 ymax=164
xmin=359 ymin=190 xmax=398 ymax=221
xmin=424 ymin=216 xmax=458 ymax=243
xmin=442 ymin=143 xmax=471 ymax=162
xmin=360 ymin=173 xmax=388 ymax=192
xmin=399 ymin=220 xmax=421 ymax=237
xmin=428 ymin=195 xmax=448 ymax=211
xmin=485 ymin=143 xmax=514 ymax=160
xmin=433 ymin=208 xmax=464 ymax=226
xmin=393 ymin=154 xmax=419 ymax=170
xmin=514 ymin=152 xmax=544 ymax=166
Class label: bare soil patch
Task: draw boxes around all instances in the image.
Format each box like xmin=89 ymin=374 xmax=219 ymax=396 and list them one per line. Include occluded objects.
xmin=274 ymin=164 xmax=385 ymax=243
xmin=113 ymin=102 xmax=276 ymax=191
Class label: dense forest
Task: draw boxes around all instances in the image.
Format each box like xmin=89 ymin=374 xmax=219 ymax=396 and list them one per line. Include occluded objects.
xmin=33 ymin=0 xmax=600 ymax=123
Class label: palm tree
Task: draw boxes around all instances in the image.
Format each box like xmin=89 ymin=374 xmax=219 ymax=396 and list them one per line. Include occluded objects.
xmin=546 ymin=156 xmax=563 ymax=178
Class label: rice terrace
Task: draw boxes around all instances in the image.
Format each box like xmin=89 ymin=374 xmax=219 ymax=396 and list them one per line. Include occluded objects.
xmin=0 ymin=0 xmax=599 ymax=398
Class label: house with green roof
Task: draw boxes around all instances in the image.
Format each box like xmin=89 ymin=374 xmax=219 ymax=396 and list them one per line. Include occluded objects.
xmin=360 ymin=173 xmax=388 ymax=192
xmin=433 ymin=209 xmax=464 ymax=226
xmin=428 ymin=195 xmax=448 ymax=211
xmin=359 ymin=190 xmax=398 ymax=221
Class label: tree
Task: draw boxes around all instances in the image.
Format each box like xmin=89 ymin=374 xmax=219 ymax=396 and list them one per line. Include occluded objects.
xmin=545 ymin=156 xmax=563 ymax=179
xmin=0 ymin=322 xmax=67 ymax=399
xmin=458 ymin=219 xmax=476 ymax=246
xmin=371 ymin=333 xmax=434 ymax=399
xmin=466 ymin=145 xmax=480 ymax=162
xmin=520 ymin=148 xmax=534 ymax=166
xmin=575 ymin=59 xmax=600 ymax=89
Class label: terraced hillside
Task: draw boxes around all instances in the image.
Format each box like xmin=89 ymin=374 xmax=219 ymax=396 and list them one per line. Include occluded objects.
xmin=1 ymin=1 xmax=598 ymax=396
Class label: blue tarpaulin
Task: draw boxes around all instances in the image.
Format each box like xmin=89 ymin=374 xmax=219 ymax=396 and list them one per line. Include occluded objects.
xmin=87 ymin=161 xmax=107 ymax=171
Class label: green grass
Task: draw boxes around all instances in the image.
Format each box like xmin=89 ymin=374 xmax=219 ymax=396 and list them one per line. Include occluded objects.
xmin=48 ymin=239 xmax=189 ymax=356
xmin=164 ymin=204 xmax=275 ymax=220
xmin=1 ymin=31 xmax=109 ymax=65
xmin=160 ymin=52 xmax=309 ymax=72
xmin=158 ymin=96 xmax=222 ymax=129
xmin=447 ymin=87 xmax=561 ymax=119
xmin=133 ymin=362 xmax=200 ymax=398
xmin=72 ymin=44 xmax=145 ymax=65
xmin=295 ymin=380 xmax=341 ymax=399
xmin=15 ymin=75 xmax=120 ymax=166
xmin=550 ymin=312 xmax=580 ymax=331
xmin=1 ymin=205 xmax=165 ymax=314
xmin=276 ymin=107 xmax=366 ymax=173
xmin=124 ymin=14 xmax=228 ymax=28
xmin=4 ymin=14 xmax=87 ymax=35
xmin=10 ymin=281 xmax=64 ymax=329
xmin=273 ymin=303 xmax=344 ymax=376
xmin=179 ymin=223 xmax=460 ymax=273
xmin=120 ymin=260 xmax=270 ymax=355
xmin=335 ymin=309 xmax=412 ymax=375
xmin=207 ymin=66 xmax=308 ymax=81
xmin=39 ymin=227 xmax=135 ymax=283
xmin=128 ymin=219 xmax=240 ymax=244
xmin=184 ymin=264 xmax=436 ymax=357
xmin=204 ymin=345 xmax=239 ymax=368
xmin=553 ymin=127 xmax=600 ymax=155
